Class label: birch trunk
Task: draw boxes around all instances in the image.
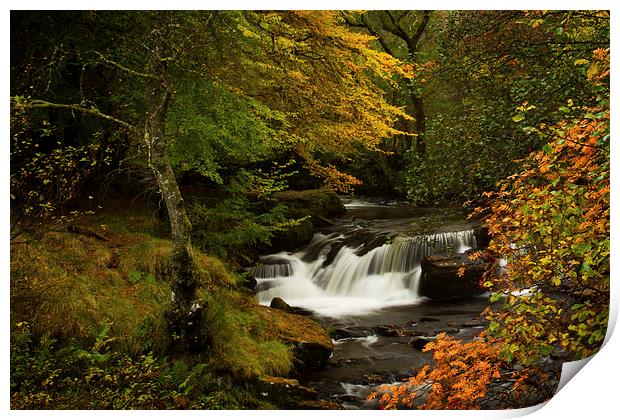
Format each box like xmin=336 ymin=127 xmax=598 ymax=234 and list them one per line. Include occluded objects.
xmin=144 ymin=45 xmax=203 ymax=351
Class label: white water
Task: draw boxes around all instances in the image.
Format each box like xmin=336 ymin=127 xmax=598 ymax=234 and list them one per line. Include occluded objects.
xmin=253 ymin=229 xmax=477 ymax=317
xmin=334 ymin=334 xmax=379 ymax=349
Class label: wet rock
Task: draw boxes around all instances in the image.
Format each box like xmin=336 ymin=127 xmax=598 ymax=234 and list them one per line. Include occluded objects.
xmin=419 ymin=253 xmax=487 ymax=300
xmin=473 ymin=224 xmax=491 ymax=249
xmin=433 ymin=327 xmax=461 ymax=334
xmin=339 ymin=395 xmax=357 ymax=403
xmin=270 ymin=297 xmax=293 ymax=311
xmin=374 ymin=324 xmax=405 ymax=337
xmin=409 ymin=336 xmax=435 ymax=351
xmin=255 ymin=280 xmax=281 ymax=293
xmin=361 ymin=373 xmax=385 ymax=385
xmin=255 ymin=375 xmax=318 ymax=404
xmin=251 ymin=257 xmax=293 ymax=278
xmin=290 ymin=307 xmax=314 ymax=316
xmin=269 ymin=297 xmax=313 ymax=316
xmin=461 ymin=319 xmax=487 ymax=328
xmin=292 ymin=400 xmax=345 ymax=410
xmin=242 ymin=274 xmax=258 ymax=291
xmin=447 ymin=319 xmax=487 ymax=328
xmin=330 ymin=327 xmax=370 ymax=340
xmin=323 ymin=241 xmax=347 ymax=267
xmin=418 ymin=316 xmax=440 ymax=322
xmin=261 ymin=256 xmax=294 ymax=266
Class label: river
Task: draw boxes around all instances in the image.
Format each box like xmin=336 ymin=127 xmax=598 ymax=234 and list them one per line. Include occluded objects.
xmin=252 ymin=197 xmax=492 ymax=408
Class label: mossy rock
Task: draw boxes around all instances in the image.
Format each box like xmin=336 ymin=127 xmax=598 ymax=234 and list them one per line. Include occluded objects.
xmin=254 ymin=375 xmax=318 ymax=404
xmin=254 ymin=305 xmax=333 ymax=373
xmin=268 ymin=217 xmax=314 ymax=252
xmin=265 ymin=189 xmax=345 ymax=253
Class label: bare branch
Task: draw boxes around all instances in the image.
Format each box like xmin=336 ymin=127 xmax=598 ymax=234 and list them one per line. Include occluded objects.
xmin=93 ymin=52 xmax=160 ymax=81
xmin=17 ymin=99 xmax=137 ymax=132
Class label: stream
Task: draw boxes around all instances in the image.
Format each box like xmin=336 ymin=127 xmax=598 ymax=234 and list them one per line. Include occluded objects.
xmin=252 ymin=197 xmax=492 ymax=409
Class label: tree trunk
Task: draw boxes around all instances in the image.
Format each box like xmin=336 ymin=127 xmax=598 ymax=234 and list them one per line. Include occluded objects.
xmin=144 ymin=44 xmax=204 ymax=352
xmin=412 ymin=95 xmax=426 ymax=156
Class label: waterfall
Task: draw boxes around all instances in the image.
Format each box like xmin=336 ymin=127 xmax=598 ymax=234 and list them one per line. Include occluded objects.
xmin=252 ymin=263 xmax=293 ymax=278
xmin=254 ymin=229 xmax=477 ymax=317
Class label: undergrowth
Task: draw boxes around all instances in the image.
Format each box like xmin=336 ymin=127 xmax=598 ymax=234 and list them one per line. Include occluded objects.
xmin=10 ymin=203 xmax=293 ymax=409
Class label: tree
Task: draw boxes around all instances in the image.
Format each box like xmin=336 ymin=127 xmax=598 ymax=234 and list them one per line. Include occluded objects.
xmin=403 ymin=10 xmax=609 ymax=204
xmin=11 ymin=10 xmax=410 ymax=348
xmin=370 ymin=16 xmax=609 ymax=410
xmin=343 ymin=10 xmax=431 ymax=157
xmin=481 ymin=46 xmax=609 ymax=364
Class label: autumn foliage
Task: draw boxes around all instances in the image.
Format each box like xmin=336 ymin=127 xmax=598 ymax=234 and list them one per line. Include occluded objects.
xmin=371 ymin=48 xmax=609 ymax=410
xmin=370 ymin=333 xmax=503 ymax=409
xmin=482 ymin=48 xmax=610 ymax=364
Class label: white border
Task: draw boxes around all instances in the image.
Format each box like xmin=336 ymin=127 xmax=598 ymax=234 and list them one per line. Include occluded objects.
xmin=3 ymin=1 xmax=618 ymax=419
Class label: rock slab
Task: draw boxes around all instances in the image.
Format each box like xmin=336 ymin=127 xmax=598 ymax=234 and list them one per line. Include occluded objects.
xmin=419 ymin=253 xmax=487 ymax=300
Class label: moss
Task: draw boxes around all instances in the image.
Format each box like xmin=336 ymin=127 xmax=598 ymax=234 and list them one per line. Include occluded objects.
xmin=264 ymin=188 xmax=345 ymax=253
xmin=10 ymin=203 xmax=304 ymax=388
xmin=198 ymin=287 xmax=293 ymax=379
xmin=10 ymin=229 xmax=172 ymax=355
xmin=253 ymin=305 xmax=333 ymax=372
xmin=254 ymin=306 xmax=331 ymax=348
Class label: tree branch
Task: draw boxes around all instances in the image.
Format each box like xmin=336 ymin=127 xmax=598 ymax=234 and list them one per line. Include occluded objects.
xmin=93 ymin=52 xmax=160 ymax=81
xmin=411 ymin=11 xmax=431 ymax=51
xmin=17 ymin=99 xmax=137 ymax=132
xmin=361 ymin=14 xmax=399 ymax=57
xmin=342 ymin=12 xmax=400 ymax=57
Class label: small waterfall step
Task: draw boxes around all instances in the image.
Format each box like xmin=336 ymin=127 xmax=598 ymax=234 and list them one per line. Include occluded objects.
xmin=253 ymin=228 xmax=479 ymax=317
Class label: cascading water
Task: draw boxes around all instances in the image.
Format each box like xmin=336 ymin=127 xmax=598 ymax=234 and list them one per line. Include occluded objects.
xmin=252 ymin=229 xmax=477 ymax=317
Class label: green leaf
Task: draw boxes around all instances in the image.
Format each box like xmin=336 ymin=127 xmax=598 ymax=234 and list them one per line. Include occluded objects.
xmin=543 ymin=144 xmax=553 ymax=154
xmin=571 ymin=243 xmax=592 ymax=255
xmin=512 ymin=114 xmax=526 ymax=122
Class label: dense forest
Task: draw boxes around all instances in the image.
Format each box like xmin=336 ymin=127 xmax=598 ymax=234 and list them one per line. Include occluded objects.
xmin=10 ymin=10 xmax=609 ymax=410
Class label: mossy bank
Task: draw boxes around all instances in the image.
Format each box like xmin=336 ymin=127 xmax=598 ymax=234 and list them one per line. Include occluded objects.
xmin=10 ymin=200 xmax=333 ymax=409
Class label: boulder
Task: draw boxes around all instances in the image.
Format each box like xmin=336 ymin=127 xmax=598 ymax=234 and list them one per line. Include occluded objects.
xmin=254 ymin=375 xmax=318 ymax=405
xmin=270 ymin=297 xmax=293 ymax=312
xmin=255 ymin=305 xmax=334 ymax=373
xmin=409 ymin=336 xmax=435 ymax=351
xmin=292 ymin=399 xmax=345 ymax=410
xmin=269 ymin=297 xmax=314 ymax=316
xmin=473 ymin=223 xmax=491 ymax=248
xmin=419 ymin=253 xmax=487 ymax=300
xmin=374 ymin=324 xmax=404 ymax=337
xmin=242 ymin=274 xmax=258 ymax=291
